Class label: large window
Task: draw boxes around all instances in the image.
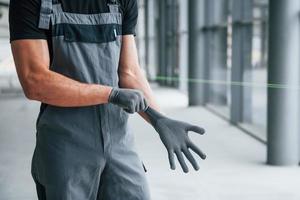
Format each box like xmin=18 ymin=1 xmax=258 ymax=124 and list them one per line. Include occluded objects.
xmin=204 ymin=0 xmax=269 ymax=140
xmin=239 ymin=1 xmax=268 ymax=140
xmin=205 ymin=1 xmax=231 ymax=117
xmin=139 ymin=0 xmax=269 ymax=141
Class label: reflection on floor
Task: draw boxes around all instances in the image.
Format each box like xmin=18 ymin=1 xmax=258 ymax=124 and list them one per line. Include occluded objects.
xmin=0 ymin=88 xmax=300 ymax=200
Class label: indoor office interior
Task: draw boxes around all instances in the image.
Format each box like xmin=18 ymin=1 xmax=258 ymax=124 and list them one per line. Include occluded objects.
xmin=1 ymin=0 xmax=300 ymax=199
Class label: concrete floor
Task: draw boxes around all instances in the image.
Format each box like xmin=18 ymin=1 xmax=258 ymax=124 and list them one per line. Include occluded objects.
xmin=0 ymin=88 xmax=300 ymax=200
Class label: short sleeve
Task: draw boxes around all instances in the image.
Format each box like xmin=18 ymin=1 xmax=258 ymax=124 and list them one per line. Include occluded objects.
xmin=9 ymin=0 xmax=49 ymax=42
xmin=121 ymin=0 xmax=138 ymax=36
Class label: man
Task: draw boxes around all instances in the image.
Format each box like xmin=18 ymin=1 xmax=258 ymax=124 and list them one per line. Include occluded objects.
xmin=9 ymin=0 xmax=206 ymax=199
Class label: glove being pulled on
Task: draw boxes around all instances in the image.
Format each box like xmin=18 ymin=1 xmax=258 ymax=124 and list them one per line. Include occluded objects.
xmin=145 ymin=107 xmax=206 ymax=173
xmin=108 ymin=88 xmax=148 ymax=114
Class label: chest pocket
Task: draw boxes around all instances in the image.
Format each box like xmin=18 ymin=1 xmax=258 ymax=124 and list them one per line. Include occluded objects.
xmin=63 ymin=23 xmax=122 ymax=43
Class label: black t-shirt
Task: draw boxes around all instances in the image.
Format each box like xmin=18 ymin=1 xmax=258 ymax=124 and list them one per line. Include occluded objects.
xmin=9 ymin=0 xmax=138 ymax=42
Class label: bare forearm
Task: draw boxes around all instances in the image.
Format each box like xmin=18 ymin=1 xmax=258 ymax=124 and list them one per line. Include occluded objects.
xmin=11 ymin=40 xmax=112 ymax=107
xmin=119 ymin=69 xmax=160 ymax=122
xmin=23 ymin=69 xmax=112 ymax=107
xmin=118 ymin=35 xmax=160 ymax=121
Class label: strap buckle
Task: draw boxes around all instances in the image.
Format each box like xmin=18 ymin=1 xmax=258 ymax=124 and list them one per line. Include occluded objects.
xmin=108 ymin=0 xmax=119 ymax=13
xmin=38 ymin=0 xmax=53 ymax=29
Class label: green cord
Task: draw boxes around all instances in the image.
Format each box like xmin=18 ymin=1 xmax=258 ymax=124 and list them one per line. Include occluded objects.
xmin=154 ymin=76 xmax=299 ymax=91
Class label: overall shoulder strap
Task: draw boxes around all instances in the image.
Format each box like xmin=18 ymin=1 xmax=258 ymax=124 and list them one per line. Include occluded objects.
xmin=108 ymin=0 xmax=120 ymax=13
xmin=38 ymin=0 xmax=53 ymax=29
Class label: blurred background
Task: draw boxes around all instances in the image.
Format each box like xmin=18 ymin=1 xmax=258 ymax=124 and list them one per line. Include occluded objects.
xmin=1 ymin=0 xmax=300 ymax=199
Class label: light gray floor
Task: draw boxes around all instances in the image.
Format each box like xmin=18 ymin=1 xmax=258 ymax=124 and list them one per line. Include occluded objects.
xmin=0 ymin=88 xmax=300 ymax=200
xmin=0 ymin=97 xmax=39 ymax=200
xmin=134 ymin=88 xmax=300 ymax=200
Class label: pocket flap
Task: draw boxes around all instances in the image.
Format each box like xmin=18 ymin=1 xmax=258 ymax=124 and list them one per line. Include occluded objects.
xmin=62 ymin=24 xmax=121 ymax=43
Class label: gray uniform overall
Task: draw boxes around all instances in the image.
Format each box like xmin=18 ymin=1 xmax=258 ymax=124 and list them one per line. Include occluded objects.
xmin=31 ymin=0 xmax=151 ymax=199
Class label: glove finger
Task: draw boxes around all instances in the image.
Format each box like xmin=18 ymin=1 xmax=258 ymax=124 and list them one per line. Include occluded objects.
xmin=143 ymin=98 xmax=149 ymax=111
xmin=188 ymin=125 xmax=205 ymax=135
xmin=135 ymin=92 xmax=145 ymax=112
xmin=138 ymin=97 xmax=146 ymax=112
xmin=127 ymin=103 xmax=135 ymax=114
xmin=183 ymin=148 xmax=199 ymax=171
xmin=175 ymin=150 xmax=189 ymax=173
xmin=124 ymin=108 xmax=134 ymax=114
xmin=140 ymin=98 xmax=148 ymax=111
xmin=168 ymin=150 xmax=176 ymax=170
xmin=188 ymin=142 xmax=206 ymax=160
xmin=135 ymin=101 xmax=140 ymax=113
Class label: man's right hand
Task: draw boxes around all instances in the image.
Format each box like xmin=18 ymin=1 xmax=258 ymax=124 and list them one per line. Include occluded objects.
xmin=108 ymin=88 xmax=148 ymax=114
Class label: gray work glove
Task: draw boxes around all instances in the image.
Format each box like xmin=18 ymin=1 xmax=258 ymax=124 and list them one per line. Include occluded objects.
xmin=145 ymin=107 xmax=206 ymax=173
xmin=108 ymin=88 xmax=148 ymax=114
